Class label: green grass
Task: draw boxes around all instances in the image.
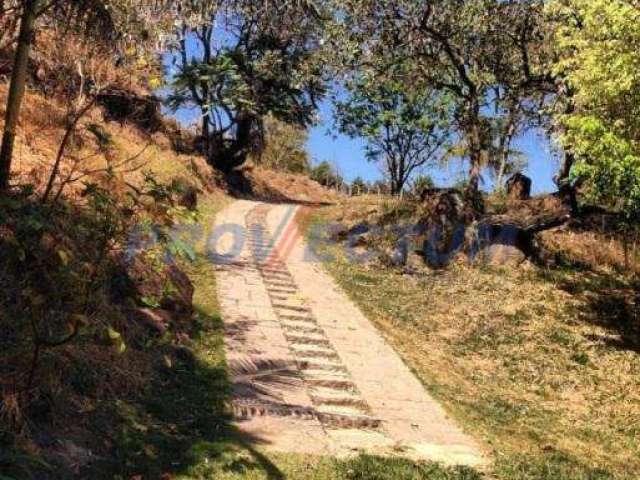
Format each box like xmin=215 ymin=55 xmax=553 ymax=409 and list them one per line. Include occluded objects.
xmin=78 ymin=194 xmax=481 ymax=480
xmin=304 ymin=205 xmax=640 ymax=480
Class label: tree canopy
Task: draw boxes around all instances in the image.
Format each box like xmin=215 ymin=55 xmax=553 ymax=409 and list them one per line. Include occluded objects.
xmin=551 ymin=0 xmax=640 ymax=221
xmin=335 ymin=73 xmax=451 ymax=194
xmin=166 ymin=0 xmax=327 ymax=172
xmin=329 ymin=0 xmax=554 ymax=196
xmin=1 ymin=0 xmax=639 ymax=223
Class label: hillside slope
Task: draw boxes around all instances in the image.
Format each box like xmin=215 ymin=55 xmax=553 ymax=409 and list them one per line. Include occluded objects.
xmin=0 ymin=82 xmax=337 ymax=478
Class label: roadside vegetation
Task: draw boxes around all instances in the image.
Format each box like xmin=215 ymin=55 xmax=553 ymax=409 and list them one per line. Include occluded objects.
xmin=305 ymin=195 xmax=639 ymax=480
xmin=1 ymin=0 xmax=639 ymax=478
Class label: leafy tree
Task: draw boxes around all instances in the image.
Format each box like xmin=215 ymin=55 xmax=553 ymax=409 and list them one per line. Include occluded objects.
xmin=167 ymin=0 xmax=326 ymax=173
xmin=350 ymin=176 xmax=367 ymax=195
xmin=330 ymin=0 xmax=555 ymax=199
xmin=411 ymin=174 xmax=435 ymax=197
xmin=260 ymin=115 xmax=310 ymax=174
xmin=335 ymin=74 xmax=451 ymax=195
xmin=310 ymin=160 xmax=344 ymax=189
xmin=551 ymin=0 xmax=640 ymax=223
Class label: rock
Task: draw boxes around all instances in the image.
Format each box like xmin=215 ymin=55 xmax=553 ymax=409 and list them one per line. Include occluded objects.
xmin=327 ymin=223 xmax=349 ymax=240
xmin=135 ymin=308 xmax=171 ymax=335
xmin=173 ymin=345 xmax=197 ymax=371
xmin=420 ymin=188 xmax=469 ymax=223
xmin=171 ymin=178 xmax=199 ymax=210
xmin=390 ymin=238 xmax=410 ymax=266
xmin=162 ymin=265 xmax=195 ymax=314
xmin=473 ymin=223 xmax=527 ymax=266
xmin=506 ymin=173 xmax=532 ymax=200
xmin=346 ymin=223 xmax=375 ymax=248
xmin=348 ymin=234 xmax=369 ymax=248
xmin=348 ymin=222 xmax=371 ymax=236
xmin=483 ymin=244 xmax=526 ymax=266
xmin=349 ymin=229 xmax=377 ymax=248
xmin=421 ymin=223 xmax=466 ymax=269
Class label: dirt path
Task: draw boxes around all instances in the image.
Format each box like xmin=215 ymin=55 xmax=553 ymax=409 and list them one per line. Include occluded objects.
xmin=212 ymin=200 xmax=485 ymax=466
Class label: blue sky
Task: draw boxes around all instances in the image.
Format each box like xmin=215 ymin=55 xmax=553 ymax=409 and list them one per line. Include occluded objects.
xmin=307 ymin=99 xmax=560 ymax=194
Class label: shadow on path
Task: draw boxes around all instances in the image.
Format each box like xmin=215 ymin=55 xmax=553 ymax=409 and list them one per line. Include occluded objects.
xmin=83 ymin=308 xmax=286 ymax=479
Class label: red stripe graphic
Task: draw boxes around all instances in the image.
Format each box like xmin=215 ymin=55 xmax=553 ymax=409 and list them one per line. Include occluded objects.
xmin=262 ymin=206 xmax=302 ymax=266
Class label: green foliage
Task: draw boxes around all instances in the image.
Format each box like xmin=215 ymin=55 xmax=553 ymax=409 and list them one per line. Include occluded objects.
xmin=495 ymin=452 xmax=615 ymax=480
xmin=335 ymin=455 xmax=483 ymax=480
xmin=567 ymin=116 xmax=640 ymax=221
xmin=260 ymin=116 xmax=311 ymax=174
xmin=551 ymin=0 xmax=640 ymax=221
xmin=411 ymin=174 xmax=435 ymax=197
xmin=335 ymin=73 xmax=451 ymax=194
xmin=309 ymin=160 xmax=344 ymax=189
xmin=167 ymin=1 xmax=327 ymax=172
xmin=0 ymin=173 xmax=202 ymax=474
xmin=168 ymin=53 xmax=253 ymax=121
xmin=330 ymin=0 xmax=552 ymax=191
xmin=350 ymin=176 xmax=368 ymax=195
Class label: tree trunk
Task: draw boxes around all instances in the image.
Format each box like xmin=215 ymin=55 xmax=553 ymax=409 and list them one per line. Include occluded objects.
xmin=391 ymin=178 xmax=403 ymax=196
xmin=465 ymin=103 xmax=483 ymax=195
xmin=496 ymin=121 xmax=517 ymax=190
xmin=0 ymin=0 xmax=39 ymax=191
xmin=468 ymin=152 xmax=482 ymax=193
xmin=556 ymin=151 xmax=579 ymax=215
xmin=554 ymin=81 xmax=579 ymax=215
xmin=623 ymin=228 xmax=630 ymax=271
xmin=201 ymin=113 xmax=211 ymax=163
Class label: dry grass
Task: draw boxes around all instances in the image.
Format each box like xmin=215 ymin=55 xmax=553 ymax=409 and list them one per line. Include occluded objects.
xmin=540 ymin=228 xmax=640 ymax=274
xmin=228 ymin=164 xmax=340 ymax=204
xmin=0 ymin=84 xmax=221 ymax=200
xmin=1 ymin=83 xmax=336 ymax=209
xmin=310 ymin=197 xmax=640 ymax=480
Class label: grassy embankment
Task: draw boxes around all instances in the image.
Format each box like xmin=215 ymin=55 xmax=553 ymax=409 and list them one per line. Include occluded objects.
xmin=305 ymin=195 xmax=640 ymax=480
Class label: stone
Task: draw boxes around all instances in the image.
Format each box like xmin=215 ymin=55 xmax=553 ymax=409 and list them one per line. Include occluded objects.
xmin=390 ymin=238 xmax=410 ymax=266
xmin=420 ymin=188 xmax=467 ymax=223
xmin=483 ymin=244 xmax=526 ymax=266
xmin=506 ymin=173 xmax=532 ymax=200
xmin=473 ymin=223 xmax=527 ymax=266
xmin=348 ymin=222 xmax=371 ymax=236
xmin=135 ymin=307 xmax=171 ymax=335
xmin=327 ymin=223 xmax=349 ymax=240
xmin=162 ymin=264 xmax=195 ymax=313
xmin=421 ymin=223 xmax=466 ymax=269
